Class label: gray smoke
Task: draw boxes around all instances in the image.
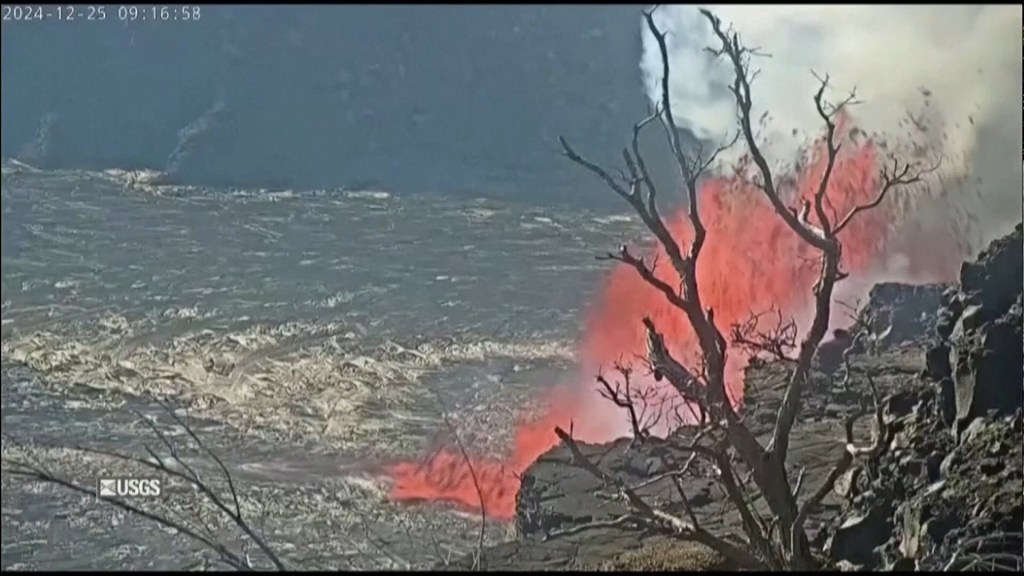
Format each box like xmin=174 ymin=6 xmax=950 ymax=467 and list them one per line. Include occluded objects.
xmin=640 ymin=5 xmax=1023 ymax=251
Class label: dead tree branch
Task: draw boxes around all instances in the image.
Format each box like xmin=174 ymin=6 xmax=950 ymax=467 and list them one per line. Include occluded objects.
xmin=2 ymin=403 xmax=286 ymax=571
xmin=701 ymin=9 xmax=830 ymax=251
xmin=425 ymin=389 xmax=489 ymax=570
xmin=597 ymin=361 xmax=675 ymax=443
xmin=833 ymin=156 xmax=940 ymax=236
xmin=2 ymin=457 xmax=256 ymax=571
xmin=792 ymin=371 xmax=885 ymax=546
xmin=560 ymin=5 xmax=929 ymax=571
xmin=731 ymin=308 xmax=800 ymax=363
xmin=596 ymin=245 xmax=688 ymax=310
xmin=552 ymin=426 xmax=768 ymax=571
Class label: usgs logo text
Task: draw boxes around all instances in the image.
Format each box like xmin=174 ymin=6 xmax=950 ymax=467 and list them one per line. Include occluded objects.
xmin=97 ymin=477 xmax=163 ymax=498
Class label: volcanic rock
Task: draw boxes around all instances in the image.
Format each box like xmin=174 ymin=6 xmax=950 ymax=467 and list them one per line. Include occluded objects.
xmin=853 ymin=282 xmax=948 ymax=351
xmin=827 ymin=223 xmax=1024 ymax=571
xmin=828 ymin=506 xmax=893 ymax=568
xmin=928 ymin=223 xmax=1023 ymax=430
xmin=815 ymin=329 xmax=855 ymax=377
xmin=824 ymin=380 xmax=957 ymax=569
xmin=949 ymin=302 xmax=1022 ymax=428
xmin=512 ymin=435 xmax=721 ymax=541
xmin=959 ymin=223 xmax=1023 ymax=316
xmin=446 ymin=436 xmax=715 ymax=570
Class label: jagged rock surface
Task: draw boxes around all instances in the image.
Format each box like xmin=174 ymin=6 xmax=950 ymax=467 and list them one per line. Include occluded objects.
xmin=854 ymin=282 xmax=949 ymax=351
xmin=828 ymin=223 xmax=1024 ymax=571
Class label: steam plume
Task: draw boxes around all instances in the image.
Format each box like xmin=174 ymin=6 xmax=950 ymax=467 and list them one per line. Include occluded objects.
xmin=640 ymin=5 xmax=1023 ymax=252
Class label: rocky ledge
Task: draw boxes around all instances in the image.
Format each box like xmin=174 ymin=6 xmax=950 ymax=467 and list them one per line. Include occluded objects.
xmin=443 ymin=223 xmax=1023 ymax=571
xmin=828 ymin=222 xmax=1022 ymax=571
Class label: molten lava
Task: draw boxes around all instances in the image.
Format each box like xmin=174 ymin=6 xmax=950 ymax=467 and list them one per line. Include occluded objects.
xmin=386 ymin=132 xmax=964 ymax=521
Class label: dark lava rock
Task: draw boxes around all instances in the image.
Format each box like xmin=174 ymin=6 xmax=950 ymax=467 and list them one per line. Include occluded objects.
xmin=959 ymin=222 xmax=1024 ymax=318
xmin=926 ymin=223 xmax=1024 ymax=430
xmin=950 ymin=302 xmax=1023 ymax=428
xmin=915 ymin=413 xmax=1023 ymax=571
xmin=816 ymin=329 xmax=855 ymax=376
xmin=827 ymin=505 xmax=894 ymax=568
xmin=829 ymin=222 xmax=1024 ymax=572
xmin=826 ymin=380 xmax=953 ymax=569
xmin=513 ymin=436 xmax=712 ymax=541
xmin=444 ymin=435 xmax=720 ymax=571
xmin=854 ymin=283 xmax=948 ymax=350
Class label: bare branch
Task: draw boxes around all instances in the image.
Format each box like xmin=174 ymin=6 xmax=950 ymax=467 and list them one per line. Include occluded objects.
xmin=596 ymin=365 xmax=650 ymax=443
xmin=597 ymin=244 xmax=688 ymax=310
xmin=643 ymin=11 xmax=740 ymax=278
xmin=792 ymin=467 xmax=808 ymax=501
xmin=793 ymin=371 xmax=886 ymax=550
xmin=553 ymin=426 xmax=768 ymax=570
xmin=700 ymin=9 xmax=831 ymax=251
xmin=152 ymin=403 xmax=286 ymax=570
xmin=642 ymin=317 xmax=707 ymax=412
xmin=707 ymin=440 xmax=780 ymax=568
xmin=2 ymin=428 xmax=282 ymax=571
xmin=545 ymin=514 xmax=643 ymax=540
xmin=809 ymin=73 xmax=845 ymax=238
xmin=731 ymin=308 xmax=800 ymax=362
xmin=4 ymin=462 xmax=255 ymax=570
xmin=558 ymin=137 xmax=634 ymax=202
xmin=561 ymin=131 xmax=691 ymax=295
xmin=630 ymin=103 xmax=664 ymax=214
xmin=833 ymin=156 xmax=941 ymax=236
xmin=425 ymin=389 xmax=488 ymax=570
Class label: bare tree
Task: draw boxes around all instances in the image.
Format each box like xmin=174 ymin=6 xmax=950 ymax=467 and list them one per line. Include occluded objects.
xmin=554 ymin=6 xmax=931 ymax=569
xmin=3 ymin=402 xmax=286 ymax=571
xmin=3 ymin=397 xmax=491 ymax=571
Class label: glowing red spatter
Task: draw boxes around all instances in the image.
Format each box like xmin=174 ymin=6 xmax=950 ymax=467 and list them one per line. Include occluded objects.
xmin=386 ymin=130 xmax=963 ymax=521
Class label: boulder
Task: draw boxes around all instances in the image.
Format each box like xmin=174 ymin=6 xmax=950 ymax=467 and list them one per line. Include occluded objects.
xmin=950 ymin=302 xmax=1023 ymax=428
xmin=931 ymin=224 xmax=1024 ymax=431
xmin=827 ymin=504 xmax=894 ymax=568
xmin=958 ymin=223 xmax=1023 ymax=318
xmin=513 ymin=436 xmax=713 ymax=540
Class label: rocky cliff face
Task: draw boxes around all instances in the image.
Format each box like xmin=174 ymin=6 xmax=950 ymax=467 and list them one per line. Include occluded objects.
xmin=828 ymin=222 xmax=1023 ymax=570
xmin=2 ymin=6 xmax=674 ymax=204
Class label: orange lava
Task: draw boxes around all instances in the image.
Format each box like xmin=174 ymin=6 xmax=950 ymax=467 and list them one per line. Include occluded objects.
xmin=385 ymin=129 xmax=964 ymax=521
xmin=386 ymin=387 xmax=577 ymax=520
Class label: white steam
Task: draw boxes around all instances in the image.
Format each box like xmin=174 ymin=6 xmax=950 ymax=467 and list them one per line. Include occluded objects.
xmin=641 ymin=5 xmax=1023 ymax=251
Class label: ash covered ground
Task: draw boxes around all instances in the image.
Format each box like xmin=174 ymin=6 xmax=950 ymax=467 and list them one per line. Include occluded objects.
xmin=0 ymin=166 xmax=644 ymax=570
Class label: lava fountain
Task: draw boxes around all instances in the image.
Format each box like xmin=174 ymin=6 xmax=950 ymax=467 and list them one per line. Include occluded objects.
xmin=385 ymin=128 xmax=965 ymax=521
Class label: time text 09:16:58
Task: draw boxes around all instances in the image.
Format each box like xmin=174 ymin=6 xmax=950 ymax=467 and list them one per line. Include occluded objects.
xmin=2 ymin=5 xmax=202 ymax=23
